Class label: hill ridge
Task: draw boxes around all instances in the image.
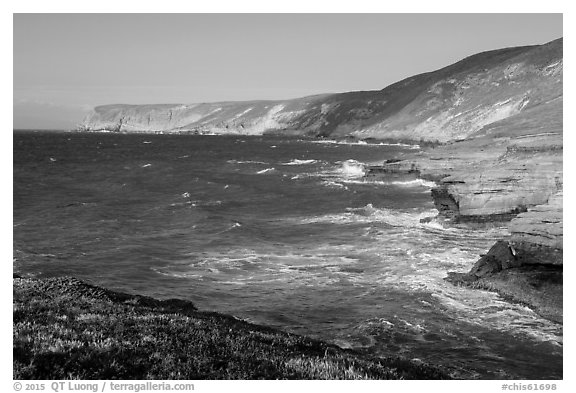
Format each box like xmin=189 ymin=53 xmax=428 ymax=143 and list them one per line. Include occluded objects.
xmin=79 ymin=38 xmax=562 ymax=142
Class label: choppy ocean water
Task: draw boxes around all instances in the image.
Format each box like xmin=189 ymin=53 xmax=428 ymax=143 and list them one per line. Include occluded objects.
xmin=13 ymin=131 xmax=562 ymax=379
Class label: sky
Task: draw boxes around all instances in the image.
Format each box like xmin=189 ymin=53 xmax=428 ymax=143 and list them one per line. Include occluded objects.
xmin=13 ymin=13 xmax=563 ymax=129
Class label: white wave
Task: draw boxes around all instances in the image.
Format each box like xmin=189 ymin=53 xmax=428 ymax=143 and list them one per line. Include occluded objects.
xmin=310 ymin=139 xmax=368 ymax=145
xmin=379 ymin=142 xmax=420 ymax=149
xmin=153 ymin=248 xmax=362 ymax=287
xmin=356 ymin=205 xmax=439 ymax=228
xmin=421 ymin=219 xmax=446 ymax=231
xmin=152 ymin=239 xmax=562 ymax=347
xmin=340 ymin=179 xmax=386 ymax=185
xmin=363 ymin=234 xmax=563 ymax=346
xmin=282 ymin=159 xmax=318 ymax=166
xmin=298 ymin=205 xmax=439 ymax=229
xmin=256 ymin=168 xmax=275 ymax=174
xmin=428 ymin=286 xmax=563 ymax=346
xmin=141 ymin=163 xmax=152 ymax=168
xmin=386 ymin=179 xmax=437 ymax=188
xmin=337 ymin=159 xmax=366 ymax=178
xmin=310 ymin=139 xmax=420 ymax=149
xmin=340 ymin=178 xmax=436 ymax=188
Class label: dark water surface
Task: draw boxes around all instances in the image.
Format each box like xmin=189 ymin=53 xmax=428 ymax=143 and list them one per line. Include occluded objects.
xmin=13 ymin=131 xmax=562 ymax=379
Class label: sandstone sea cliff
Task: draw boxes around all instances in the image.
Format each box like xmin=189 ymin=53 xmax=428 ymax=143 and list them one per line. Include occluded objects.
xmin=79 ymin=38 xmax=563 ymax=321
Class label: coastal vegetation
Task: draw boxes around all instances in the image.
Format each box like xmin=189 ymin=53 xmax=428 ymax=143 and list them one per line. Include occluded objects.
xmin=13 ymin=276 xmax=448 ymax=380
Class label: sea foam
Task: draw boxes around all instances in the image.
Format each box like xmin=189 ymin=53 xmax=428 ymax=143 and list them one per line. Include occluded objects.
xmin=297 ymin=204 xmax=439 ymax=229
xmin=282 ymin=159 xmax=318 ymax=166
xmin=341 ymin=178 xmax=437 ymax=190
xmin=337 ymin=159 xmax=366 ymax=178
xmin=310 ymin=139 xmax=420 ymax=149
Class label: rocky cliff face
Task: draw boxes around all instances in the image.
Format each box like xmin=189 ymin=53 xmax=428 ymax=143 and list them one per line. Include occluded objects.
xmin=80 ymin=97 xmax=329 ymax=135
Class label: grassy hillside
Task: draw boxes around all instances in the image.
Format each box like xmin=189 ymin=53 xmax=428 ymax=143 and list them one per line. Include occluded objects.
xmin=80 ymin=38 xmax=562 ymax=142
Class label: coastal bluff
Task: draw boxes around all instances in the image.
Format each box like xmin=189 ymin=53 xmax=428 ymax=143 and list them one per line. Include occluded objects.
xmin=80 ymin=39 xmax=562 ymax=142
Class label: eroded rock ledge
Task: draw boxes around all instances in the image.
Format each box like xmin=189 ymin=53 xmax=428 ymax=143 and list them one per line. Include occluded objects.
xmin=509 ymin=192 xmax=563 ymax=266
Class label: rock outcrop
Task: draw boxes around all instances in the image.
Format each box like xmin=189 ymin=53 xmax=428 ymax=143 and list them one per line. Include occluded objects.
xmin=446 ymin=241 xmax=521 ymax=283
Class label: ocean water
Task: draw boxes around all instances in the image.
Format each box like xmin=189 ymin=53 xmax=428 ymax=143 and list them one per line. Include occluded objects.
xmin=13 ymin=131 xmax=562 ymax=379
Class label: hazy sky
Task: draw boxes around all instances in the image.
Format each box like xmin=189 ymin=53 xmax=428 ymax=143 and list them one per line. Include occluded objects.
xmin=13 ymin=13 xmax=562 ymax=129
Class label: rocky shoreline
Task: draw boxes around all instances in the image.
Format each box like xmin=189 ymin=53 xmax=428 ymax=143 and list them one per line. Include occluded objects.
xmin=13 ymin=275 xmax=448 ymax=380
xmin=366 ymin=130 xmax=563 ymax=324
